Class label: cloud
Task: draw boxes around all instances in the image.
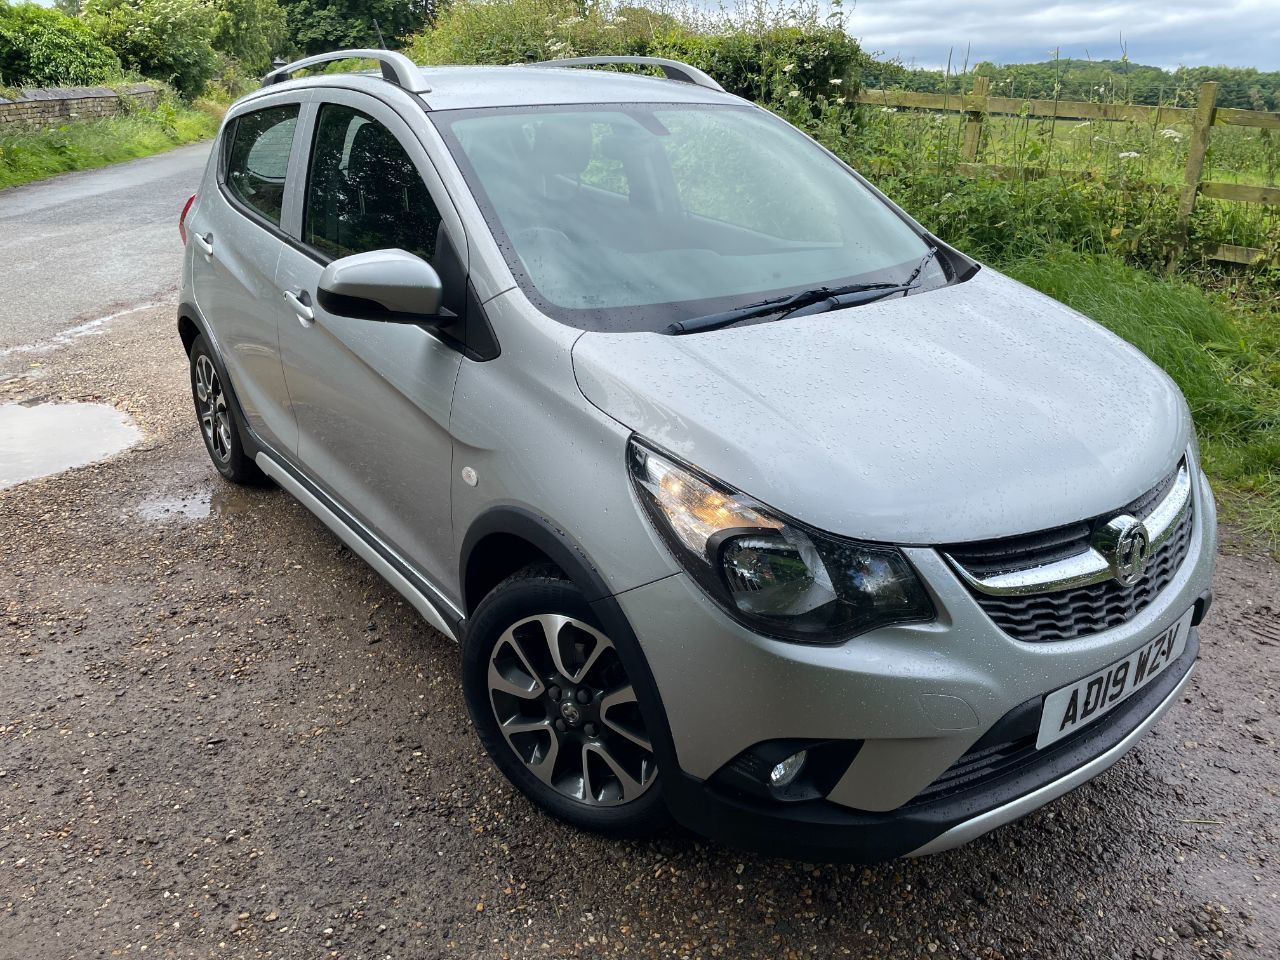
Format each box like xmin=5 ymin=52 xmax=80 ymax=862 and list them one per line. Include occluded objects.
xmin=849 ymin=0 xmax=1280 ymax=70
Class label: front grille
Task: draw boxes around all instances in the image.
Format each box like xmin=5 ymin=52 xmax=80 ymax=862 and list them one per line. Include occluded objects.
xmin=911 ymin=732 xmax=1037 ymax=803
xmin=947 ymin=462 xmax=1194 ymax=642
xmin=972 ymin=505 xmax=1194 ymax=641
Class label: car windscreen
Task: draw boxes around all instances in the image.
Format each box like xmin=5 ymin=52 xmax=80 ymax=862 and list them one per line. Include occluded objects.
xmin=432 ymin=102 xmax=943 ymax=333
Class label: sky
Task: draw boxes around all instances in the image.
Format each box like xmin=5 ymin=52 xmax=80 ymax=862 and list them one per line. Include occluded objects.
xmin=24 ymin=0 xmax=1280 ymax=72
xmin=847 ymin=0 xmax=1280 ymax=71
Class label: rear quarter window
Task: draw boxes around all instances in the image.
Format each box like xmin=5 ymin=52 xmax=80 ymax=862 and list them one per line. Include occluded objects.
xmin=223 ymin=104 xmax=300 ymax=226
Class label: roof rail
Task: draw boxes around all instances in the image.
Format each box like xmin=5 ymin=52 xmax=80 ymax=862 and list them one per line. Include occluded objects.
xmin=262 ymin=49 xmax=430 ymax=94
xmin=530 ymin=56 xmax=724 ymax=92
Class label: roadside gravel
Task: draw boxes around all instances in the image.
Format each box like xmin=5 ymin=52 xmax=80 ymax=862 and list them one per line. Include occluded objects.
xmin=0 ymin=305 xmax=1276 ymax=959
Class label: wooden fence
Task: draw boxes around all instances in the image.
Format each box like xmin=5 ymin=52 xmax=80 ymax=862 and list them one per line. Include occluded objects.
xmin=854 ymin=80 xmax=1280 ymax=268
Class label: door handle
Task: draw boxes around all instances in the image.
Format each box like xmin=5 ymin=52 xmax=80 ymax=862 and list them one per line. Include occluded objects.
xmin=193 ymin=232 xmax=214 ymax=257
xmin=283 ymin=289 xmax=314 ymax=325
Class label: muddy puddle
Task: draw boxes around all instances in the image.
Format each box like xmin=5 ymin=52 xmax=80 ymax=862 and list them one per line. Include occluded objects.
xmin=0 ymin=401 xmax=141 ymax=489
xmin=136 ymin=484 xmax=258 ymax=523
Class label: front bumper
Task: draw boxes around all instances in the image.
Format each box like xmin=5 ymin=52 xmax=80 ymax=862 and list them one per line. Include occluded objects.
xmin=611 ymin=468 xmax=1216 ymax=859
xmin=658 ymin=633 xmax=1198 ymax=862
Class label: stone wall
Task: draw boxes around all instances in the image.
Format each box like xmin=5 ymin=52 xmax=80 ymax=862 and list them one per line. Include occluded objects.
xmin=0 ymin=83 xmax=161 ymax=130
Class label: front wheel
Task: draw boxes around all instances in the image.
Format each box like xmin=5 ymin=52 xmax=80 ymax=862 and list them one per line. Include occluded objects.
xmin=462 ymin=567 xmax=668 ymax=836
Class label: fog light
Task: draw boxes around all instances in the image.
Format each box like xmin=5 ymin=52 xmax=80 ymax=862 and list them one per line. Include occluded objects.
xmin=769 ymin=750 xmax=807 ymax=788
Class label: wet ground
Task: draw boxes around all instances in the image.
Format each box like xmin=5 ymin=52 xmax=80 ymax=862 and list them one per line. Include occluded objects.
xmin=0 ymin=401 xmax=140 ymax=489
xmin=1 ymin=157 xmax=1278 ymax=960
xmin=0 ymin=301 xmax=1276 ymax=960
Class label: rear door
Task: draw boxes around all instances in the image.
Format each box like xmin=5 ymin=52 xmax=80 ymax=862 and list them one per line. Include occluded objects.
xmin=189 ymin=92 xmax=309 ymax=452
xmin=274 ymin=89 xmax=466 ymax=596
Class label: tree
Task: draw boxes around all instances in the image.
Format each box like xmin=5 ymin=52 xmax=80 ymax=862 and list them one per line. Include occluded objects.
xmin=0 ymin=2 xmax=121 ymax=87
xmin=277 ymin=0 xmax=426 ymax=55
xmin=81 ymin=0 xmax=219 ymax=97
xmin=213 ymin=0 xmax=288 ymax=73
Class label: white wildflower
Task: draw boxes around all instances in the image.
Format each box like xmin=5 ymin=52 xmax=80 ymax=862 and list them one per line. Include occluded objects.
xmin=836 ymin=96 xmax=846 ymax=104
xmin=880 ymin=106 xmax=894 ymax=113
xmin=1118 ymin=151 xmax=1140 ymax=159
xmin=788 ymin=89 xmax=801 ymax=98
xmin=1159 ymin=128 xmax=1183 ymax=140
xmin=782 ymin=63 xmax=796 ymax=74
xmin=829 ymin=78 xmax=842 ymax=85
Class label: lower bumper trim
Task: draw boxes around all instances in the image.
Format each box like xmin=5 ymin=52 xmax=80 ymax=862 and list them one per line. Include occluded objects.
xmin=906 ymin=660 xmax=1196 ymax=857
xmin=660 ymin=631 xmax=1199 ymax=862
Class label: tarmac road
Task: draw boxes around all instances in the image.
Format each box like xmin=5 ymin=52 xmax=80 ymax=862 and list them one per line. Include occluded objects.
xmin=0 ymin=144 xmax=210 ymax=352
xmin=0 ymin=151 xmax=1277 ymax=959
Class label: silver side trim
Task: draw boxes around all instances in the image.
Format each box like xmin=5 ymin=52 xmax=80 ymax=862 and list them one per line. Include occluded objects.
xmin=947 ymin=461 xmax=1192 ymax=597
xmin=906 ymin=661 xmax=1196 ymax=857
xmin=255 ymin=453 xmax=459 ymax=642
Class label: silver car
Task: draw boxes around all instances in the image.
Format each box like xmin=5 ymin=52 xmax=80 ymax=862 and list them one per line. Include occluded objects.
xmin=177 ymin=49 xmax=1216 ymax=860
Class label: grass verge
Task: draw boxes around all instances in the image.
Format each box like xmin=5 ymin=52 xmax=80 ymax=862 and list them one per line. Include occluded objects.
xmin=1003 ymin=249 xmax=1280 ymax=547
xmin=0 ymin=99 xmax=221 ymax=190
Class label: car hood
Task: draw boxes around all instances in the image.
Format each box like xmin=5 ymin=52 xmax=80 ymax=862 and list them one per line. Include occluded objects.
xmin=571 ymin=267 xmax=1190 ymax=544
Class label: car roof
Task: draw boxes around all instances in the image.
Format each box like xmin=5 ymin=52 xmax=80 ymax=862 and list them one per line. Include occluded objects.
xmin=247 ymin=63 xmax=743 ymax=111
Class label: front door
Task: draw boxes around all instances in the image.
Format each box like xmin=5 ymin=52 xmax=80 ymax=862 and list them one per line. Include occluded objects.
xmin=275 ymin=92 xmax=466 ymax=599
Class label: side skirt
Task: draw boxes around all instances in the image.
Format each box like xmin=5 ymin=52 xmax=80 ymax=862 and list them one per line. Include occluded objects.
xmin=255 ymin=451 xmax=462 ymax=642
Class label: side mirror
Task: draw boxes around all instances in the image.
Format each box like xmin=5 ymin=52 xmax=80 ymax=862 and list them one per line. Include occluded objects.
xmin=317 ymin=248 xmax=444 ymax=323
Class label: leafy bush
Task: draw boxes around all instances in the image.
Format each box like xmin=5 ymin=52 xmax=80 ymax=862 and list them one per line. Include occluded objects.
xmin=81 ymin=0 xmax=218 ymax=97
xmin=0 ymin=2 xmax=122 ymax=87
xmin=279 ymin=0 xmax=425 ymax=56
xmin=404 ymin=0 xmax=868 ymax=111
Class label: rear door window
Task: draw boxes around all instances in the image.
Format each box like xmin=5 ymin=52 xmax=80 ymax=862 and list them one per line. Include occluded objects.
xmin=224 ymin=104 xmax=300 ymax=226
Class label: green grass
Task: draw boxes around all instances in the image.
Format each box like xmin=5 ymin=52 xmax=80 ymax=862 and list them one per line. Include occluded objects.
xmin=0 ymin=100 xmax=220 ymax=190
xmin=858 ymin=108 xmax=1278 ymax=187
xmin=1002 ymin=250 xmax=1280 ymax=545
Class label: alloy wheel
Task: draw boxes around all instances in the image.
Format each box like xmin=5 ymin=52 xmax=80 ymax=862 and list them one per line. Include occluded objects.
xmin=487 ymin=613 xmax=657 ymax=806
xmin=194 ymin=354 xmax=233 ymax=464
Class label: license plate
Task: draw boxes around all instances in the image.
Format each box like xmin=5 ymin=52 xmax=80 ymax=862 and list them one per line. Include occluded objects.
xmin=1036 ymin=608 xmax=1193 ymax=749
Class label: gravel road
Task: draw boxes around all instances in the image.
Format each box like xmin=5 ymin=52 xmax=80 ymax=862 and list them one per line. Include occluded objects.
xmin=1 ymin=159 xmax=1278 ymax=959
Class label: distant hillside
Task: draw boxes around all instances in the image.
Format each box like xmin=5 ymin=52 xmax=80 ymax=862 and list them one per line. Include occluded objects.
xmin=860 ymin=58 xmax=1280 ymax=110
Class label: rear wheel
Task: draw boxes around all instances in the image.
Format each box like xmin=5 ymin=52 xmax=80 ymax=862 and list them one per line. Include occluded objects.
xmin=463 ymin=568 xmax=668 ymax=835
xmin=189 ymin=334 xmax=264 ymax=485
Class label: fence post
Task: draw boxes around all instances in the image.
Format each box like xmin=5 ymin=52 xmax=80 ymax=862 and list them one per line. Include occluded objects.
xmin=963 ymin=76 xmax=990 ymax=161
xmin=1170 ymin=81 xmax=1219 ymax=266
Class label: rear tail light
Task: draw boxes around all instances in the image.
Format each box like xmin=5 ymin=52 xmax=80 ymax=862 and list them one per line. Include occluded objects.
xmin=179 ymin=193 xmax=197 ymax=245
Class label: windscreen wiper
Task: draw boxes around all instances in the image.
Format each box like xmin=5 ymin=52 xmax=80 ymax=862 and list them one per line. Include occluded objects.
xmin=663 ymin=246 xmax=940 ymax=336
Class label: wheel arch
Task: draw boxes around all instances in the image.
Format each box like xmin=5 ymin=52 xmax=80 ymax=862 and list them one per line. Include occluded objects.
xmin=459 ymin=506 xmax=613 ymax=616
xmin=175 ymin=300 xmax=262 ymax=461
xmin=458 ymin=505 xmax=682 ymax=781
xmin=177 ymin=312 xmax=201 ymax=356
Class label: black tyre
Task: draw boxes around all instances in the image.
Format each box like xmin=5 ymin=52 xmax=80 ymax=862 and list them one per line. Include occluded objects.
xmin=188 ymin=334 xmax=265 ymax=485
xmin=463 ymin=567 xmax=669 ymax=836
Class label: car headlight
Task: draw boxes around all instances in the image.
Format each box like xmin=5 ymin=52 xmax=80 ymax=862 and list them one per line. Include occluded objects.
xmin=627 ymin=438 xmax=935 ymax=643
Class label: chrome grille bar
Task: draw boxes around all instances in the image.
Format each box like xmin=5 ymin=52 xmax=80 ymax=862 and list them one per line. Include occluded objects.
xmin=945 ymin=461 xmax=1192 ymax=597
